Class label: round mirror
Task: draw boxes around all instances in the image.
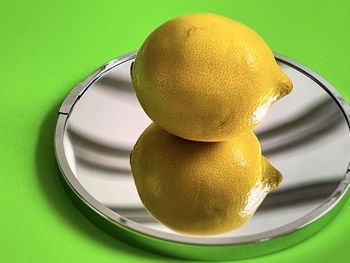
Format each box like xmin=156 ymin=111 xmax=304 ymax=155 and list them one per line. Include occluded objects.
xmin=55 ymin=51 xmax=350 ymax=260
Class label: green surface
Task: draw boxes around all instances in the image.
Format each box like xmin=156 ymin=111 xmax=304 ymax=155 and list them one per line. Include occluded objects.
xmin=1 ymin=0 xmax=349 ymax=262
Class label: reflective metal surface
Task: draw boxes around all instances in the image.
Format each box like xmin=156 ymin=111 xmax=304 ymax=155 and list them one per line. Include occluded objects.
xmin=55 ymin=51 xmax=350 ymax=260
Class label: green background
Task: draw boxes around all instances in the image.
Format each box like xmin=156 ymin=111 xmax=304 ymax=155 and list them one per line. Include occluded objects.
xmin=1 ymin=0 xmax=349 ymax=262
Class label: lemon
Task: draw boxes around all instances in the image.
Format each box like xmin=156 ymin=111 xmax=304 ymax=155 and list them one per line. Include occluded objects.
xmin=130 ymin=123 xmax=282 ymax=235
xmin=131 ymin=13 xmax=293 ymax=142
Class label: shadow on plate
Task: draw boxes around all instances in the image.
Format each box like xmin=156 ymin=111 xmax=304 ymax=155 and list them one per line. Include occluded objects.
xmin=35 ymin=105 xmax=176 ymax=261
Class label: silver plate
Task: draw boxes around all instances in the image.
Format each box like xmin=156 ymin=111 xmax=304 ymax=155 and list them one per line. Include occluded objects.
xmin=55 ymin=51 xmax=350 ymax=260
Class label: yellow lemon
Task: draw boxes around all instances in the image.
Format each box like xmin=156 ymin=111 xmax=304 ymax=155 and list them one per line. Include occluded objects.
xmin=130 ymin=123 xmax=282 ymax=235
xmin=131 ymin=13 xmax=292 ymax=142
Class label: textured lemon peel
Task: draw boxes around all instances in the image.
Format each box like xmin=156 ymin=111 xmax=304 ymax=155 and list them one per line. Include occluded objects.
xmin=130 ymin=13 xmax=291 ymax=236
xmin=131 ymin=125 xmax=283 ymax=235
xmin=131 ymin=13 xmax=293 ymax=142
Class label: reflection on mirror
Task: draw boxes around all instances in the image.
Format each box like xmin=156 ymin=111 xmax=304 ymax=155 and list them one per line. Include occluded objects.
xmin=63 ymin=58 xmax=350 ymax=237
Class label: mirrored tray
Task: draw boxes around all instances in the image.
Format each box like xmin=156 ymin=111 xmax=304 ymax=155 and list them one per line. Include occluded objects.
xmin=55 ymin=51 xmax=350 ymax=260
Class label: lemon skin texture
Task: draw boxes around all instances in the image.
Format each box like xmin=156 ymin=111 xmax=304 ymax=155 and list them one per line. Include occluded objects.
xmin=130 ymin=123 xmax=282 ymax=236
xmin=131 ymin=13 xmax=293 ymax=142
